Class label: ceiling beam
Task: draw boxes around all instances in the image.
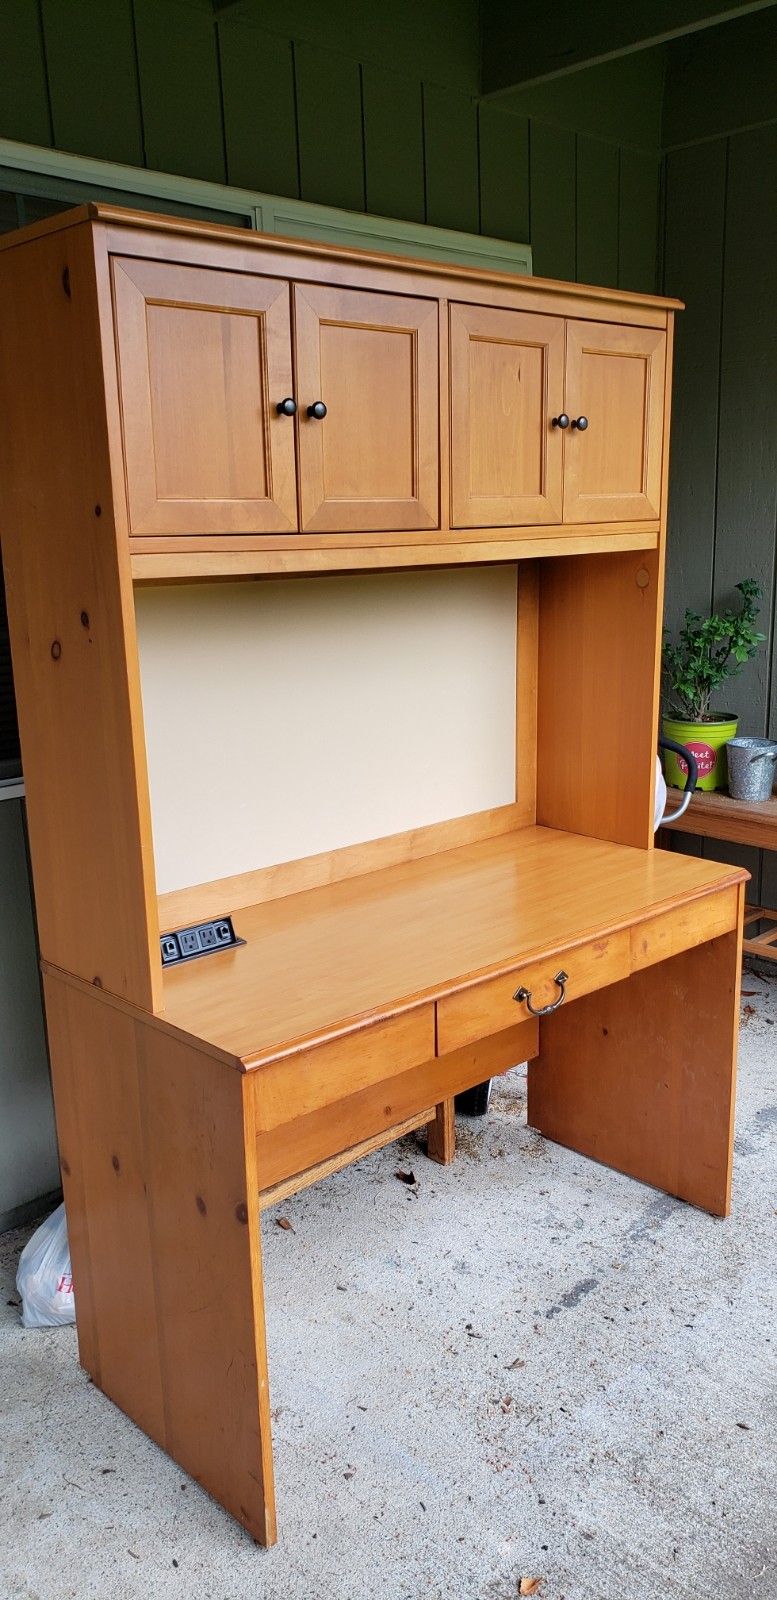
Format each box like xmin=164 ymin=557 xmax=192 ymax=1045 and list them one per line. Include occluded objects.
xmin=481 ymin=0 xmax=777 ymax=95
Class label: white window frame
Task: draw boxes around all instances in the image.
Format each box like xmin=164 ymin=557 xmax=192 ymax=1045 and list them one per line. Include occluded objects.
xmin=0 ymin=136 xmax=532 ymax=276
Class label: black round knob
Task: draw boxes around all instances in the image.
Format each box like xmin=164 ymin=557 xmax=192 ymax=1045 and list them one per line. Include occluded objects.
xmin=307 ymin=401 xmax=327 ymax=420
xmin=551 ymin=413 xmax=570 ymax=429
xmin=571 ymin=415 xmax=589 ymax=431
xmin=276 ymin=398 xmax=296 ymax=416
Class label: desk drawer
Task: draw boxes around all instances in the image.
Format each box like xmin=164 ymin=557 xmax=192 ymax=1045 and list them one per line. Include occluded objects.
xmin=436 ymin=931 xmax=630 ymax=1055
xmin=251 ymin=1004 xmax=435 ymax=1134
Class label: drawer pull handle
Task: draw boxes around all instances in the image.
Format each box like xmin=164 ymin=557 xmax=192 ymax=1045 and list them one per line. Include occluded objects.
xmin=513 ymin=970 xmax=568 ymax=1017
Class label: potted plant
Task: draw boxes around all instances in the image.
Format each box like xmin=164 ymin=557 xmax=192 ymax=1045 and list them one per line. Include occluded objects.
xmin=662 ymin=579 xmax=766 ymax=792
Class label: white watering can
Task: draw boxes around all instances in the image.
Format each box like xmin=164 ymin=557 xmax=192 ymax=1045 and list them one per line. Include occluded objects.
xmin=654 ymin=738 xmax=698 ymax=833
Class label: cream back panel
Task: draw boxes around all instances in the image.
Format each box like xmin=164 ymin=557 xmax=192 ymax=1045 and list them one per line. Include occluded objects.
xmin=135 ymin=568 xmax=518 ymax=895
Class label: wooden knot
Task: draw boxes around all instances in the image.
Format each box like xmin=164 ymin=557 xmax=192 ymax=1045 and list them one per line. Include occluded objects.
xmin=50 ymin=640 xmax=62 ymax=661
xmin=195 ymin=1195 xmax=207 ymax=1215
xmin=111 ymin=1153 xmax=121 ymax=1173
xmin=234 ymin=1201 xmax=249 ymax=1225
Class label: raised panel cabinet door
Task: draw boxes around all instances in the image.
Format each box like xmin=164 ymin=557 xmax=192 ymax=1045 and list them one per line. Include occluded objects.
xmin=449 ymin=304 xmax=565 ymax=527
xmin=293 ymin=283 xmax=439 ymax=532
xmin=563 ymin=320 xmax=666 ymax=522
xmin=111 ymin=258 xmax=298 ymax=537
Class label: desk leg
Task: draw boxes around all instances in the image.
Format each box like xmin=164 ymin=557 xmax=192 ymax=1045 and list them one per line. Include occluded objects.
xmin=44 ymin=975 xmax=277 ymax=1546
xmin=527 ymin=925 xmax=743 ymax=1217
xmin=427 ymin=1098 xmax=456 ymax=1164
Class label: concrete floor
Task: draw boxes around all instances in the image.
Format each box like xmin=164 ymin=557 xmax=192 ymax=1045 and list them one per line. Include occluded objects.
xmin=1 ymin=972 xmax=776 ymax=1600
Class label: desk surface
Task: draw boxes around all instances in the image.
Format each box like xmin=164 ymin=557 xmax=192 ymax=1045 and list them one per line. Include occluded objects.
xmin=160 ymin=827 xmax=745 ymax=1066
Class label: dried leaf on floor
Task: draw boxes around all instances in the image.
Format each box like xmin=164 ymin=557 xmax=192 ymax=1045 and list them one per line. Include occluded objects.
xmin=742 ymin=1003 xmax=757 ymax=1020
xmin=519 ymin=1579 xmax=543 ymax=1596
xmin=276 ymin=1217 xmax=295 ymax=1233
xmin=395 ymin=1169 xmax=417 ymax=1185
xmin=506 ymin=1357 xmax=526 ymax=1370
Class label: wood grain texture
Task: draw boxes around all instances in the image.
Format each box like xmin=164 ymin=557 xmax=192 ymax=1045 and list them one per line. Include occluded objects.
xmin=251 ymin=1008 xmax=435 ymax=1134
xmin=253 ymin=1021 xmax=538 ymax=1191
xmin=258 ymin=1108 xmax=436 ymax=1208
xmin=293 ymin=280 xmax=439 ymax=532
xmin=158 ymin=802 xmax=527 ymax=928
xmin=45 ymin=972 xmax=276 ymax=1545
xmin=3 ymin=205 xmax=677 ymax=310
xmin=662 ymin=789 xmax=777 ymax=851
xmin=112 ymin=257 xmax=297 ymax=537
xmin=449 ymin=303 xmax=564 ymax=527
xmin=528 ymin=915 xmax=744 ymax=1217
xmin=563 ymin=320 xmax=666 ymax=521
xmin=427 ymin=1099 xmax=456 ymax=1164
xmin=516 ymin=564 xmax=539 ymax=820
xmin=159 ymin=827 xmax=746 ymax=1067
xmin=537 ymin=551 xmax=663 ymax=848
xmin=0 ymin=223 xmax=160 ymax=1006
xmin=130 ymin=531 xmax=660 ymax=583
xmin=742 ymin=905 xmax=777 ymax=962
xmin=437 ymin=930 xmax=630 ymax=1054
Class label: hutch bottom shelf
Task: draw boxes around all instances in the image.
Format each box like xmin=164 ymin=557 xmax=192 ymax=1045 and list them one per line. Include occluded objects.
xmin=42 ymin=827 xmax=746 ymax=1544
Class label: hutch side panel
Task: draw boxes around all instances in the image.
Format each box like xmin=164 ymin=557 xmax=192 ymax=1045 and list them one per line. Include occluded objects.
xmin=0 ymin=223 xmax=159 ymax=1006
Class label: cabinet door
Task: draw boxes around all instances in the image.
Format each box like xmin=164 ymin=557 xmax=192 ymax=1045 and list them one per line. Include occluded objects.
xmin=450 ymin=304 xmax=565 ymax=527
xmin=563 ymin=321 xmax=666 ymax=522
xmin=112 ymin=258 xmax=298 ymax=537
xmin=294 ymin=283 xmax=439 ymax=532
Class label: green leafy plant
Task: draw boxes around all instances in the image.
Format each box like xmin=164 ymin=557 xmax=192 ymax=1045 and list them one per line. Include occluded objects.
xmin=662 ymin=579 xmax=766 ymax=721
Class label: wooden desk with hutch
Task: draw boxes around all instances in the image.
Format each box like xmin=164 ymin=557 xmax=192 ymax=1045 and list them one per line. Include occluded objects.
xmin=0 ymin=205 xmax=745 ymax=1547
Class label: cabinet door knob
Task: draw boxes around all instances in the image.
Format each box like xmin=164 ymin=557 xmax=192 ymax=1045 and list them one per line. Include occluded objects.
xmin=571 ymin=415 xmax=589 ymax=430
xmin=276 ymin=398 xmax=297 ymax=416
xmin=551 ymin=413 xmax=570 ymax=429
xmin=307 ymin=401 xmax=327 ymax=420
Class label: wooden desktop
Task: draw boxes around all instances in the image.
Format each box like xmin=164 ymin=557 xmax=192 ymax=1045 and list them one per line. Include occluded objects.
xmin=0 ymin=205 xmax=745 ymax=1546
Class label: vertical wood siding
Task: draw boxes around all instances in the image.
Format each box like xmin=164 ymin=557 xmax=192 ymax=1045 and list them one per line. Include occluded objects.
xmin=662 ymin=123 xmax=777 ymax=906
xmin=0 ymin=3 xmax=660 ymax=293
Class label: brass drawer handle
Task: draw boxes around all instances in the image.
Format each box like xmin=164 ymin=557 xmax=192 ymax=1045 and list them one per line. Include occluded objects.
xmin=513 ymin=970 xmax=568 ymax=1017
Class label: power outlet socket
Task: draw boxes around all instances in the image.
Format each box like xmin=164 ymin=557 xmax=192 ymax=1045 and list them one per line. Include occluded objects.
xmin=160 ymin=915 xmax=244 ymax=967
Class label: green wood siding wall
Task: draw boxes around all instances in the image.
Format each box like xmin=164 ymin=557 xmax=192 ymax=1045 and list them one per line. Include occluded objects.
xmin=662 ymin=118 xmax=777 ymax=905
xmin=0 ymin=0 xmax=661 ymax=293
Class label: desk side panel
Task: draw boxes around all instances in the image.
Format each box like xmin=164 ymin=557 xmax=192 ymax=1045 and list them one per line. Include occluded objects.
xmin=527 ymin=897 xmax=744 ymax=1216
xmin=44 ymin=974 xmax=276 ymax=1545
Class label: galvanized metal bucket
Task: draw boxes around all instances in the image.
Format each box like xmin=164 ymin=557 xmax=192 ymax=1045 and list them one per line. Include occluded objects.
xmin=726 ymin=736 xmax=777 ymax=802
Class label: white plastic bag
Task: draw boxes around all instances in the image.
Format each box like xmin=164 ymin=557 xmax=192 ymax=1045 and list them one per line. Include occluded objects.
xmin=16 ymin=1202 xmax=76 ymax=1328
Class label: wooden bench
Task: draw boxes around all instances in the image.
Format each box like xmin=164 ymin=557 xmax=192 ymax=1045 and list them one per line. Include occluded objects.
xmin=663 ymin=790 xmax=777 ymax=960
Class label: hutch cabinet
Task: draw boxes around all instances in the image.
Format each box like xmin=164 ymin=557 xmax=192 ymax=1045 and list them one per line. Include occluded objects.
xmin=0 ymin=204 xmax=745 ymax=1549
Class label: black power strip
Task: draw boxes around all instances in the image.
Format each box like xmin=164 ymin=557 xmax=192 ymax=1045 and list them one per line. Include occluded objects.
xmin=160 ymin=914 xmax=244 ymax=967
